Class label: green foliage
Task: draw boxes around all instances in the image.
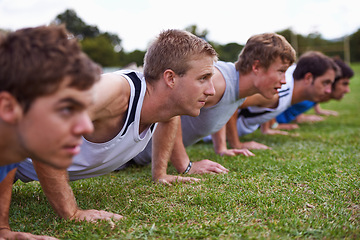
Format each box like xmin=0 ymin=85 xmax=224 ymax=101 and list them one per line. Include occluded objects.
xmin=54 ymin=9 xmax=100 ymax=39
xmin=213 ymin=42 xmax=244 ymax=62
xmin=81 ymin=34 xmax=121 ymax=67
xmin=50 ymin=9 xmax=360 ymax=68
xmin=9 ymin=64 xmax=360 ymax=239
xmin=122 ymin=50 xmax=146 ymax=67
xmin=185 ymin=24 xmax=209 ymax=41
xmin=350 ymin=29 xmax=360 ymax=62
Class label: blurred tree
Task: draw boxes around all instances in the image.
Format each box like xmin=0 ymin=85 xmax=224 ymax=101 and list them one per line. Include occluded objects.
xmin=122 ymin=50 xmax=146 ymax=67
xmin=49 ymin=11 xmax=359 ymax=66
xmin=350 ymin=28 xmax=360 ymax=62
xmin=185 ymin=24 xmax=209 ymax=41
xmin=81 ymin=34 xmax=120 ymax=67
xmin=213 ymin=42 xmax=243 ymax=62
xmin=54 ymin=9 xmax=125 ymax=67
xmin=54 ymin=9 xmax=100 ymax=39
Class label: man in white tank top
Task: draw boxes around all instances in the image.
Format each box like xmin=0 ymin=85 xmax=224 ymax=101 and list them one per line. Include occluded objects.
xmin=15 ymin=29 xmax=218 ymax=222
xmin=133 ymin=33 xmax=296 ymax=179
xmin=226 ymin=51 xmax=340 ymax=149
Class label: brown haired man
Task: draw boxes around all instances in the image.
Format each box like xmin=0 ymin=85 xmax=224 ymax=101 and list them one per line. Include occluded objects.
xmin=16 ymin=29 xmax=218 ymax=219
xmin=0 ymin=25 xmax=101 ymax=240
xmin=227 ymin=51 xmax=340 ymax=148
xmin=132 ymin=33 xmax=296 ymax=182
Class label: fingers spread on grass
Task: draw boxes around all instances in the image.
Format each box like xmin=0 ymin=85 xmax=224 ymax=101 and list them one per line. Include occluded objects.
xmin=190 ymin=160 xmax=229 ymax=174
xmin=242 ymin=141 xmax=272 ymax=150
xmin=155 ymin=175 xmax=200 ymax=186
xmin=72 ymin=209 xmax=123 ymax=226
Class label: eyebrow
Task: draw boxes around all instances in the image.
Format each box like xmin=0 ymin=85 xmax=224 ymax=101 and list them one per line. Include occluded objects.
xmin=58 ymin=97 xmax=89 ymax=108
xmin=201 ymin=72 xmax=214 ymax=78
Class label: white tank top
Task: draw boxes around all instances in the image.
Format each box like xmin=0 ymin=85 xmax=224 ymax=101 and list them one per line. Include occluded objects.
xmin=16 ymin=70 xmax=157 ymax=181
xmin=237 ymin=65 xmax=296 ymax=136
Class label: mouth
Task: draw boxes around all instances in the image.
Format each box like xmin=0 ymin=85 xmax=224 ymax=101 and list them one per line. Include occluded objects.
xmin=199 ymin=98 xmax=207 ymax=104
xmin=64 ymin=143 xmax=82 ymax=156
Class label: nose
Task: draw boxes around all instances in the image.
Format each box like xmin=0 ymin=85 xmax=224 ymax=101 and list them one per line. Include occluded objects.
xmin=74 ymin=113 xmax=94 ymax=135
xmin=325 ymin=85 xmax=332 ymax=94
xmin=205 ymin=79 xmax=216 ymax=96
xmin=280 ymin=74 xmax=286 ymax=85
xmin=345 ymin=86 xmax=351 ymax=93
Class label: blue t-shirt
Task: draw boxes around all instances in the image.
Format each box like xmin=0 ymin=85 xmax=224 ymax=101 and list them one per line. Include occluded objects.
xmin=276 ymin=100 xmax=316 ymax=123
xmin=0 ymin=163 xmax=19 ymax=182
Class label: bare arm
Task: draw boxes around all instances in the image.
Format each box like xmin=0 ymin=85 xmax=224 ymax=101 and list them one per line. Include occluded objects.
xmin=225 ymin=110 xmax=270 ymax=150
xmin=169 ymin=119 xmax=229 ymax=175
xmin=0 ymin=168 xmax=15 ymax=237
xmin=226 ymin=110 xmax=243 ymax=149
xmin=212 ymin=124 xmax=254 ymax=157
xmin=260 ymin=120 xmax=289 ymax=135
xmin=152 ymin=117 xmax=199 ymax=185
xmin=88 ymin=73 xmax=130 ymax=121
xmin=295 ymin=113 xmax=324 ymax=123
xmin=0 ymin=168 xmax=58 ymax=239
xmin=33 ymin=161 xmax=123 ymax=223
xmin=313 ymin=103 xmax=338 ymax=116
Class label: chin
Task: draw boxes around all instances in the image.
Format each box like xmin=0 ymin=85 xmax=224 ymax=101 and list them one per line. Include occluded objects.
xmin=48 ymin=158 xmax=73 ymax=170
xmin=188 ymin=109 xmax=201 ymax=117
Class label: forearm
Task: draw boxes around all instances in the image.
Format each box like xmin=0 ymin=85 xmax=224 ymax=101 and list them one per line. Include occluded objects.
xmin=151 ymin=116 xmax=179 ymax=181
xmin=33 ymin=161 xmax=78 ymax=219
xmin=211 ymin=125 xmax=228 ymax=155
xmin=226 ymin=111 xmax=243 ymax=148
xmin=169 ymin=119 xmax=191 ymax=174
xmin=0 ymin=169 xmax=16 ymax=231
xmin=313 ymin=103 xmax=322 ymax=114
xmin=313 ymin=103 xmax=338 ymax=116
xmin=260 ymin=120 xmax=272 ymax=134
xmin=260 ymin=122 xmax=289 ymax=135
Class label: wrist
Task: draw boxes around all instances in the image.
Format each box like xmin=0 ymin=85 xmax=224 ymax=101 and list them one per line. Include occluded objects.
xmin=0 ymin=226 xmax=10 ymax=231
xmin=182 ymin=161 xmax=192 ymax=174
xmin=68 ymin=209 xmax=79 ymax=220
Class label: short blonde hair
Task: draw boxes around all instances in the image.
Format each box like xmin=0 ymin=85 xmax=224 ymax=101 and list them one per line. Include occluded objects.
xmin=144 ymin=29 xmax=218 ymax=82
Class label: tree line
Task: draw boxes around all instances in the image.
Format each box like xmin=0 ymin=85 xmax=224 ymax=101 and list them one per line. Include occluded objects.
xmin=6 ymin=9 xmax=360 ymax=68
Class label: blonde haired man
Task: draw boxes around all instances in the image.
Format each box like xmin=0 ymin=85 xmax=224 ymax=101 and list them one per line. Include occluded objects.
xmin=16 ymin=29 xmax=218 ymax=219
xmin=132 ymin=33 xmax=296 ymax=181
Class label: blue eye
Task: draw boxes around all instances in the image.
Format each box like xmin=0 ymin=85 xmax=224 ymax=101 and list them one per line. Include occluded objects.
xmin=59 ymin=106 xmax=75 ymax=116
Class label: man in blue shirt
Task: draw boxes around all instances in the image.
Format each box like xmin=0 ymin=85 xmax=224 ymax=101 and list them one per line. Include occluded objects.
xmin=275 ymin=57 xmax=354 ymax=127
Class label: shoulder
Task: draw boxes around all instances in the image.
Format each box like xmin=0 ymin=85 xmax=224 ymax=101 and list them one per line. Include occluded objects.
xmin=240 ymin=93 xmax=279 ymax=109
xmin=89 ymin=72 xmax=131 ymax=120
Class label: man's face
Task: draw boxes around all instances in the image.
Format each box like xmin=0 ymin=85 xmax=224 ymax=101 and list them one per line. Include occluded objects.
xmin=173 ymin=56 xmax=215 ymax=117
xmin=331 ymin=78 xmax=351 ymax=100
xmin=17 ymin=78 xmax=95 ymax=169
xmin=254 ymin=57 xmax=290 ymax=99
xmin=309 ymin=69 xmax=336 ymax=102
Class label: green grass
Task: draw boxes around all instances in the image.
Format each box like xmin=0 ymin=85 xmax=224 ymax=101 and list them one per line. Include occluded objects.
xmin=11 ymin=64 xmax=360 ymax=239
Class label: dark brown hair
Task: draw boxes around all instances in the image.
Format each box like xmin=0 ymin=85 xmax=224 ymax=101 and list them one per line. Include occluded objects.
xmin=0 ymin=25 xmax=101 ymax=112
xmin=293 ymin=51 xmax=340 ymax=81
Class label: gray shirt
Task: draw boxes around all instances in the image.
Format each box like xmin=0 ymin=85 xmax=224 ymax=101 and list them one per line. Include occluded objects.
xmin=132 ymin=61 xmax=245 ymax=165
xmin=181 ymin=61 xmax=245 ymax=146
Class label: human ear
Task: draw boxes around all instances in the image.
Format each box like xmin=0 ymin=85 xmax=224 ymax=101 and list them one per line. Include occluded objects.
xmin=252 ymin=60 xmax=261 ymax=74
xmin=0 ymin=92 xmax=23 ymax=124
xmin=303 ymin=72 xmax=314 ymax=85
xmin=163 ymin=69 xmax=176 ymax=88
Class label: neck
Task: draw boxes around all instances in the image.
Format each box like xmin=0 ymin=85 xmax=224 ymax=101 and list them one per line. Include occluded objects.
xmin=291 ymin=81 xmax=308 ymax=105
xmin=238 ymin=73 xmax=259 ymax=98
xmin=0 ymin=127 xmax=25 ymax=165
xmin=140 ymin=85 xmax=176 ymax=126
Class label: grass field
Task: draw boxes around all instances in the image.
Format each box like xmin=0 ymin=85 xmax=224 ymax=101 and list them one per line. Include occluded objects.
xmin=11 ymin=64 xmax=360 ymax=239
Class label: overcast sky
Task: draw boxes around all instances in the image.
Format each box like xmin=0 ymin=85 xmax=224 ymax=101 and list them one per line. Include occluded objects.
xmin=1 ymin=0 xmax=359 ymax=52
